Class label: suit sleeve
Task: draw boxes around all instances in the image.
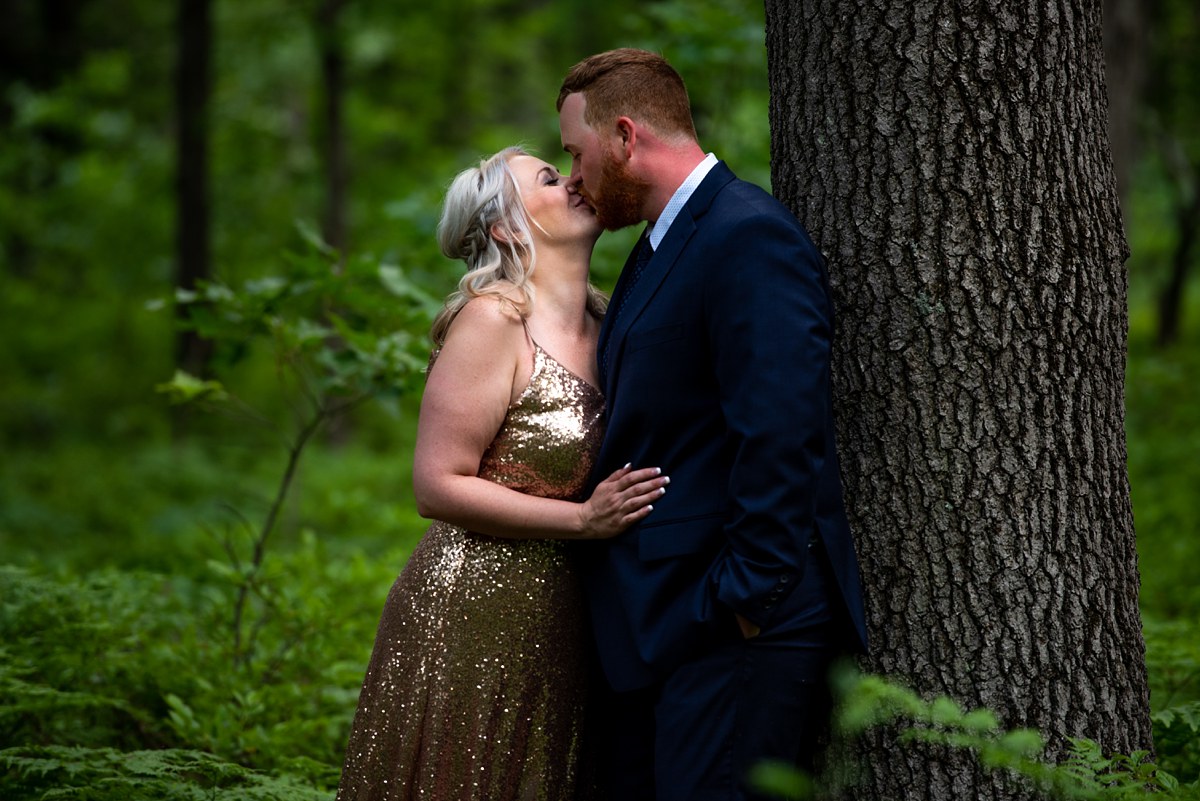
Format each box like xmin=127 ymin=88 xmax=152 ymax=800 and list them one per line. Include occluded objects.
xmin=703 ymin=208 xmax=836 ymax=628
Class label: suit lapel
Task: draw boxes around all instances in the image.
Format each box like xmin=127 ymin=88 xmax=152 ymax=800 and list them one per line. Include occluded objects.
xmin=597 ymin=228 xmax=648 ymax=387
xmin=600 ymin=162 xmax=737 ymax=399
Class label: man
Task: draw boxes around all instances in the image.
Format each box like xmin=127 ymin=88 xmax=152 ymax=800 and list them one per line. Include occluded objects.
xmin=557 ymin=49 xmax=869 ymax=800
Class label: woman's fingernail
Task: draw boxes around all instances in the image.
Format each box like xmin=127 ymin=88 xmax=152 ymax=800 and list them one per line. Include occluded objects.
xmin=662 ymin=476 xmax=670 ymax=485
xmin=624 ymin=462 xmax=632 ymax=470
xmin=658 ymin=487 xmax=666 ymax=496
xmin=646 ymin=504 xmax=654 ymax=512
xmin=655 ymin=467 xmax=662 ymax=475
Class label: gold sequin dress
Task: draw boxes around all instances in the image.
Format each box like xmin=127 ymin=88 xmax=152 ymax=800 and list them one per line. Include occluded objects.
xmin=336 ymin=342 xmax=604 ymax=801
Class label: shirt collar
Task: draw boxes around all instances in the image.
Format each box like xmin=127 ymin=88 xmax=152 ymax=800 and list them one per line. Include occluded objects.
xmin=646 ymin=152 xmax=718 ymax=251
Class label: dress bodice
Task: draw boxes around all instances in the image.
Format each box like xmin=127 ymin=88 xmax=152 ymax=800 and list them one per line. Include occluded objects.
xmin=476 ymin=343 xmax=605 ymax=501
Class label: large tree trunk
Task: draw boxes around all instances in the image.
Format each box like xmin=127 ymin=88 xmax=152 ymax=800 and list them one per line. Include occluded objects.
xmin=173 ymin=0 xmax=213 ymax=377
xmin=765 ymin=1 xmax=1151 ymax=798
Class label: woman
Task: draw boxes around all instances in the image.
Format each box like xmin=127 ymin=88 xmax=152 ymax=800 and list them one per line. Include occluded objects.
xmin=336 ymin=146 xmax=667 ymax=801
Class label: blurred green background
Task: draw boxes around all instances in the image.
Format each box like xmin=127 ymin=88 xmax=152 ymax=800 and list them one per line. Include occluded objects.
xmin=1 ymin=0 xmax=1197 ymax=797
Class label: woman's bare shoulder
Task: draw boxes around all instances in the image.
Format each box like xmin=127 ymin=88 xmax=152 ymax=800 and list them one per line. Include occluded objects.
xmin=445 ymin=294 xmax=525 ymax=340
xmin=431 ymin=295 xmax=529 ymax=386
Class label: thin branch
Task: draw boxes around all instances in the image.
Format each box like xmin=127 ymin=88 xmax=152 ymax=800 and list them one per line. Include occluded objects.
xmin=232 ymin=402 xmax=329 ymax=665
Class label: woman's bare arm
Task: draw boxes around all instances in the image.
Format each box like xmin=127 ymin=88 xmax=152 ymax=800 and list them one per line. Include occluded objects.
xmin=412 ymin=297 xmax=665 ymax=539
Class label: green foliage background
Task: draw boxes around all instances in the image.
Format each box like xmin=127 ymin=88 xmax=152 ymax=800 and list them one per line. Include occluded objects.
xmin=1 ymin=0 xmax=1197 ymax=798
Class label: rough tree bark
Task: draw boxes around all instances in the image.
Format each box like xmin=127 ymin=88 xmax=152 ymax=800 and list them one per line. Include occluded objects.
xmin=764 ymin=1 xmax=1152 ymax=798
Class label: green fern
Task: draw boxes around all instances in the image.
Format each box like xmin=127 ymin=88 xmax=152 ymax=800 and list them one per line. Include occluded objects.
xmin=825 ymin=669 xmax=1189 ymax=800
xmin=1145 ymin=616 xmax=1200 ymax=785
xmin=1153 ymin=702 xmax=1200 ymax=792
xmin=0 ymin=745 xmax=331 ymax=801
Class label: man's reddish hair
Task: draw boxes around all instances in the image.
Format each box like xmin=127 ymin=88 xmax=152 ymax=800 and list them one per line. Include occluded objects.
xmin=557 ymin=49 xmax=697 ymax=141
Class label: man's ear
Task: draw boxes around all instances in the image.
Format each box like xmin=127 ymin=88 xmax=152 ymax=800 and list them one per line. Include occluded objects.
xmin=615 ymin=116 xmax=637 ymax=159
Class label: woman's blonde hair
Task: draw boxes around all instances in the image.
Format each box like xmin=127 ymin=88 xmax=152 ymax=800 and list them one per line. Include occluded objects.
xmin=430 ymin=146 xmax=606 ymax=346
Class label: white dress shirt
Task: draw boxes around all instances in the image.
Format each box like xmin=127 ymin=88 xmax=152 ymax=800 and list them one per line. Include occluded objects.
xmin=646 ymin=152 xmax=719 ymax=251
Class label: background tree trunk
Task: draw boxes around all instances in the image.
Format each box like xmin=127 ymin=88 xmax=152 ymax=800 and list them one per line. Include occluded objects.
xmin=764 ymin=1 xmax=1152 ymax=798
xmin=1147 ymin=0 xmax=1200 ymax=347
xmin=1156 ymin=179 xmax=1200 ymax=347
xmin=317 ymin=0 xmax=349 ymax=255
xmin=0 ymin=0 xmax=87 ymax=90
xmin=1103 ymin=0 xmax=1150 ymax=215
xmin=0 ymin=0 xmax=88 ymax=278
xmin=173 ymin=0 xmax=213 ymax=377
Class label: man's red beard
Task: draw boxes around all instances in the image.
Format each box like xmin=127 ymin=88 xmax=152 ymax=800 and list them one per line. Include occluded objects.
xmin=588 ymin=150 xmax=653 ymax=232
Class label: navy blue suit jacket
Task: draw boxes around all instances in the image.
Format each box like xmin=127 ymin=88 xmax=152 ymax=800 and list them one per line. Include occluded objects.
xmin=583 ymin=162 xmax=869 ymax=692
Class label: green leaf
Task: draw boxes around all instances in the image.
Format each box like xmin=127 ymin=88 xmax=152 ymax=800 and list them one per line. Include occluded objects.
xmin=295 ymin=219 xmax=339 ymax=259
xmin=746 ymin=759 xmax=813 ymax=800
xmin=960 ymin=708 xmax=999 ymax=734
xmin=202 ymin=283 xmax=236 ymax=304
xmin=1153 ymin=701 xmax=1200 ymax=733
xmin=929 ymin=695 xmax=964 ymax=727
xmin=997 ymin=729 xmax=1045 ymax=758
xmin=154 ymin=371 xmax=228 ymax=405
xmin=244 ymin=276 xmax=289 ymax=297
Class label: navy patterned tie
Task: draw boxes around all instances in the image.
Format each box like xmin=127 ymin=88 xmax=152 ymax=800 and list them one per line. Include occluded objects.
xmin=601 ymin=232 xmax=653 ymax=385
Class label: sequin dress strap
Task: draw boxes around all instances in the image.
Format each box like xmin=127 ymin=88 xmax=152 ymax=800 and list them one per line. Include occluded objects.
xmin=517 ymin=319 xmax=602 ymax=402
